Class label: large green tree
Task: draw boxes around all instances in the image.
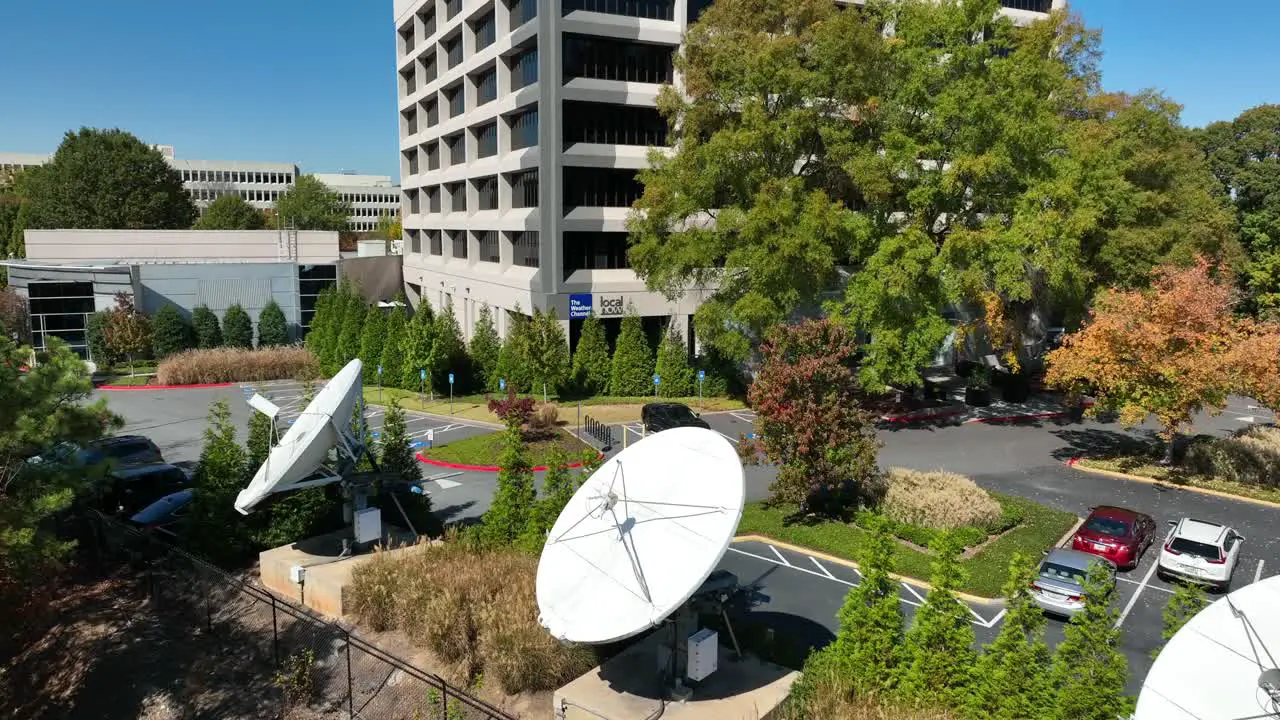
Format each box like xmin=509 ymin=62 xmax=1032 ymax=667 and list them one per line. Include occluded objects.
xmin=222 ymin=303 xmax=253 ymax=349
xmin=654 ymin=326 xmax=694 ymax=397
xmin=337 ymin=299 xmax=367 ymax=366
xmin=379 ymin=301 xmax=409 ymax=389
xmin=256 ymin=299 xmax=289 ymax=347
xmin=495 ymin=305 xmax=533 ymax=392
xmin=609 ymin=307 xmax=654 ymax=396
xmin=274 ymin=175 xmax=352 ymax=231
xmin=23 ymin=128 xmax=196 ymax=230
xmin=184 ymin=400 xmax=254 ymax=564
xmin=358 ymin=306 xmax=387 ymax=383
xmin=102 ymin=293 xmax=152 ymax=375
xmin=967 ymin=554 xmax=1053 ymax=720
xmin=401 ymin=303 xmax=438 ymax=392
xmin=526 ymin=308 xmax=570 ymax=400
xmin=193 ymin=194 xmax=267 ymax=230
xmin=432 ymin=300 xmax=466 ymax=393
xmin=895 ymin=531 xmax=976 ymax=710
xmin=304 ymin=287 xmax=336 ymax=363
xmin=1049 ymin=561 xmax=1132 ymax=720
xmin=571 ymin=312 xmax=610 ymax=396
xmin=480 ymin=393 xmax=537 ymax=547
xmin=468 ymin=304 xmax=502 ymax=392
xmin=192 ymin=304 xmax=222 ymax=349
xmin=151 ymin=303 xmax=193 ymax=359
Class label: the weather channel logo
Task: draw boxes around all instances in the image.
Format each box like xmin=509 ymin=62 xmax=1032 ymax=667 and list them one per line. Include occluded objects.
xmin=569 ymin=294 xmax=592 ymax=319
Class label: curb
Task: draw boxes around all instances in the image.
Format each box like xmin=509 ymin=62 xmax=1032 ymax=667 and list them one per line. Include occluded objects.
xmin=1054 ymin=516 xmax=1087 ymax=549
xmin=881 ymin=399 xmax=1095 ymax=426
xmin=732 ymin=533 xmax=1002 ymax=605
xmin=415 ymin=451 xmax=605 ymax=473
xmin=1066 ymin=457 xmax=1280 ymax=510
xmin=99 ymin=382 xmax=236 ymax=391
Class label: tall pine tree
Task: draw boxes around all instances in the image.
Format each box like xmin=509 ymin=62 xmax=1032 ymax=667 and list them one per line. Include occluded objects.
xmin=1049 ymin=561 xmax=1132 ymax=720
xmin=183 ymin=400 xmax=252 ymax=563
xmin=257 ymin=299 xmax=289 ymax=347
xmin=469 ymin=303 xmax=502 ymax=392
xmin=222 ymin=303 xmax=253 ymax=349
xmin=192 ymin=304 xmax=222 ymax=350
xmin=528 ymin=308 xmax=570 ymax=401
xmin=338 ymin=299 xmax=367 ymax=366
xmin=610 ymin=305 xmax=653 ymax=396
xmin=151 ymin=304 xmax=192 ymax=359
xmin=359 ymin=306 xmax=387 ymax=383
xmin=401 ymin=302 xmax=437 ymax=392
xmin=305 ymin=287 xmax=335 ymax=360
xmin=654 ymin=325 xmax=694 ymax=397
xmin=967 ymin=554 xmax=1053 ymax=720
xmin=379 ymin=301 xmax=409 ymax=389
xmin=379 ymin=400 xmax=421 ymax=487
xmin=480 ymin=405 xmax=536 ymax=547
xmin=496 ymin=304 xmax=532 ymax=391
xmin=571 ymin=312 xmax=610 ymax=396
xmin=896 ymin=531 xmax=976 ymax=709
xmin=432 ymin=300 xmax=466 ymax=394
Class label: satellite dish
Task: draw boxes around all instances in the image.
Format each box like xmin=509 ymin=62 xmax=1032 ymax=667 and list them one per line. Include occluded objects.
xmin=234 ymin=359 xmax=365 ymax=515
xmin=536 ymin=426 xmax=745 ymax=645
xmin=1135 ymin=574 xmax=1280 ymax=719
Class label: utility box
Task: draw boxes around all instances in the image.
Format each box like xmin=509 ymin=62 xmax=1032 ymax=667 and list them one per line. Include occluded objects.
xmin=687 ymin=628 xmax=719 ymax=682
xmin=354 ymin=507 xmax=382 ymax=545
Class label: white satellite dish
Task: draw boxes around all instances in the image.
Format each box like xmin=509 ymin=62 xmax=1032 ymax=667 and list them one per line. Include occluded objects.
xmin=234 ymin=359 xmax=365 ymax=515
xmin=536 ymin=426 xmax=745 ymax=645
xmin=1135 ymin=574 xmax=1280 ymax=719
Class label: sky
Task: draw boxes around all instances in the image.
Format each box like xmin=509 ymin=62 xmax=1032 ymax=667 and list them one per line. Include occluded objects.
xmin=1 ymin=0 xmax=1278 ymax=179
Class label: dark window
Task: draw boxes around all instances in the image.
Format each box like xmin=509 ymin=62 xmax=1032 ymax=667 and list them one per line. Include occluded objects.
xmin=401 ymin=67 xmax=416 ymax=95
xmin=563 ymin=232 xmax=630 ymax=279
xmin=421 ymin=56 xmax=437 ymax=83
xmin=28 ymin=281 xmax=94 ymax=357
xmin=448 ymin=133 xmax=466 ymax=165
xmin=562 ymin=34 xmax=673 ymax=84
xmin=688 ymin=0 xmax=712 ymax=24
xmin=451 ymin=229 xmax=468 ymax=258
xmin=409 ymin=189 xmax=421 ymax=214
xmin=562 ymin=0 xmax=673 ymax=21
xmin=509 ymin=0 xmax=537 ymax=26
xmin=474 ymin=13 xmax=496 ymax=50
xmin=476 ymin=122 xmax=498 ymax=158
xmin=510 ymin=107 xmax=538 ymax=149
xmin=400 ymin=25 xmax=415 ymax=55
xmin=405 ymin=150 xmax=419 ymax=175
xmin=404 ymin=108 xmax=417 ymax=135
xmin=423 ymin=98 xmax=439 ymax=126
xmin=1038 ymin=562 xmax=1085 ymax=585
xmin=419 ymin=7 xmax=436 ymax=36
xmin=563 ymin=101 xmax=667 ymax=147
xmin=1000 ymin=0 xmax=1051 ymax=11
xmin=298 ymin=264 xmax=338 ymax=332
xmin=426 ymin=143 xmax=440 ymax=170
xmin=1084 ymin=517 xmax=1131 ymax=538
xmin=409 ymin=229 xmax=422 ymax=254
xmin=476 ymin=68 xmax=497 ymax=105
xmin=1169 ymin=538 xmax=1223 ymax=560
xmin=448 ymin=181 xmax=466 ymax=212
xmin=445 ymin=34 xmax=463 ymax=68
xmin=427 ymin=185 xmax=441 ymax=213
xmin=476 ymin=176 xmax=498 ymax=210
xmin=478 ymin=231 xmax=500 ymax=263
xmin=510 ymin=45 xmax=538 ymax=90
xmin=446 ymin=0 xmax=462 ymax=20
xmin=510 ymin=170 xmax=538 ymax=208
xmin=429 ymin=230 xmax=443 ymax=255
xmin=563 ymin=167 xmax=643 ymax=209
xmin=446 ymin=84 xmax=464 ymax=117
xmin=512 ymin=231 xmax=539 ymax=267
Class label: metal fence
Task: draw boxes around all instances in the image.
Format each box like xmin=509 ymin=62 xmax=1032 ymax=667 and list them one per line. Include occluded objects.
xmin=86 ymin=512 xmax=516 ymax=720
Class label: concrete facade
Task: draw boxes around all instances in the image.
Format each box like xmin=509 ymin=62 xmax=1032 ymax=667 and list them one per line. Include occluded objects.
xmin=313 ymin=173 xmax=402 ymax=232
xmin=23 ymin=229 xmax=341 ymax=266
xmin=134 ymin=262 xmax=303 ymax=334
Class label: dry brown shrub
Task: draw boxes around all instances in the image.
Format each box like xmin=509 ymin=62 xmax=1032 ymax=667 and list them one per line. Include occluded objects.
xmin=1185 ymin=425 xmax=1280 ymax=487
xmin=527 ymin=402 xmax=560 ymax=437
xmin=781 ymin=670 xmax=958 ymax=720
xmin=345 ymin=549 xmax=402 ymax=632
xmin=881 ymin=468 xmax=1001 ymax=530
xmin=156 ymin=346 xmax=320 ymax=385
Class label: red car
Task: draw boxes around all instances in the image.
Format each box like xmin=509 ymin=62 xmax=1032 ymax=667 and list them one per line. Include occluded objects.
xmin=1070 ymin=505 xmax=1157 ymax=570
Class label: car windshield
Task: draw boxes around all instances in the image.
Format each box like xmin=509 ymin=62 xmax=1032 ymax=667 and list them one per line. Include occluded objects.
xmin=667 ymin=406 xmax=696 ymax=421
xmin=1038 ymin=562 xmax=1085 ymax=585
xmin=1084 ymin=516 xmax=1130 ymax=537
xmin=1170 ymin=538 xmax=1221 ymax=559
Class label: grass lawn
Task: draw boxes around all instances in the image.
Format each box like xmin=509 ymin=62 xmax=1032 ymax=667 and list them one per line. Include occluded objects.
xmin=737 ymin=493 xmax=1079 ymax=598
xmin=98 ymin=374 xmax=153 ymax=387
xmin=1077 ymin=455 xmax=1280 ymax=506
xmin=421 ymin=428 xmax=595 ymax=467
xmin=363 ymin=386 xmax=745 ymax=426
xmin=97 ymin=361 xmax=158 ymax=375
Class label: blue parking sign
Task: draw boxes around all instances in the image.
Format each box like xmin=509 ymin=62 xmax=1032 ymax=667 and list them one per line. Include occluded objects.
xmin=377 ymin=365 xmax=383 ymax=375
xmin=653 ymin=375 xmax=661 ymax=386
xmin=698 ymin=369 xmax=705 ymax=380
xmin=500 ymin=378 xmax=506 ymax=391
xmin=448 ymin=372 xmax=455 ymax=385
xmin=420 ymin=368 xmax=426 ymax=381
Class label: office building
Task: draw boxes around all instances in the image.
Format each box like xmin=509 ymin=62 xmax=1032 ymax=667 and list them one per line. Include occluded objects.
xmin=313 ymin=173 xmax=402 ymax=232
xmin=392 ymin=0 xmax=1062 ymax=348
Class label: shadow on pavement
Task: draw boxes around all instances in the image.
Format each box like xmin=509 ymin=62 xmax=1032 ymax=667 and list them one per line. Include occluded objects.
xmin=1050 ymin=427 xmax=1158 ymax=462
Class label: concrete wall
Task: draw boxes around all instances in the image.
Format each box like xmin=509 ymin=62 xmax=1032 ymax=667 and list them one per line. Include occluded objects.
xmin=136 ymin=263 xmax=302 ymax=341
xmin=340 ymin=255 xmax=404 ymax=303
xmin=24 ymin=229 xmax=340 ymax=265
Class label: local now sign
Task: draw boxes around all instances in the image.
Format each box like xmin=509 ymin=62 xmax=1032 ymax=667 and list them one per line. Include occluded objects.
xmin=568 ymin=294 xmax=626 ymax=319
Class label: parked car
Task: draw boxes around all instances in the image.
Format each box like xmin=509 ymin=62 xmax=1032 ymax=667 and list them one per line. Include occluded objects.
xmin=1157 ymin=518 xmax=1244 ymax=591
xmin=27 ymin=435 xmax=163 ymax=470
xmin=100 ymin=462 xmax=194 ymax=516
xmin=129 ymin=489 xmax=196 ymax=539
xmin=1070 ymin=505 xmax=1157 ymax=570
xmin=641 ymin=402 xmax=711 ymax=434
xmin=1029 ymin=548 xmax=1117 ymax=618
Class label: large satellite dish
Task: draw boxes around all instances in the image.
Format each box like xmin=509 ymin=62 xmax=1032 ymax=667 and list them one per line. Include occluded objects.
xmin=235 ymin=359 xmax=365 ymax=515
xmin=536 ymin=426 xmax=745 ymax=645
xmin=1135 ymin=574 xmax=1280 ymax=719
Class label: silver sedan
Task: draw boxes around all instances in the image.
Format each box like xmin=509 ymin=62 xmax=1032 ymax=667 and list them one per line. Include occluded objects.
xmin=1029 ymin=547 xmax=1117 ymax=618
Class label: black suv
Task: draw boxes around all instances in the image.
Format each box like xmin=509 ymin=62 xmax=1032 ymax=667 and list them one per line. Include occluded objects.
xmin=641 ymin=402 xmax=711 ymax=434
xmin=101 ymin=463 xmax=194 ymax=516
xmin=28 ymin=435 xmax=163 ymax=469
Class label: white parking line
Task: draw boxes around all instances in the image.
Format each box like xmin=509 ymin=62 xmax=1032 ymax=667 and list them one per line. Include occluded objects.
xmin=729 ymin=412 xmax=756 ymax=423
xmin=715 ymin=430 xmax=739 ymax=444
xmin=727 ymin=547 xmax=854 ymax=587
xmin=1115 ymin=560 xmax=1160 ymax=629
xmin=1256 ymin=559 xmax=1265 ymax=584
xmin=1116 ymin=574 xmax=1175 ymax=595
xmin=901 ymin=582 xmax=926 ymax=604
xmin=768 ymin=544 xmax=792 ymax=566
xmin=809 ymin=556 xmax=836 ymax=579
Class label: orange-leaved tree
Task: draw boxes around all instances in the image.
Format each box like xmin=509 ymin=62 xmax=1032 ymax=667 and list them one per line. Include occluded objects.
xmin=1045 ymin=258 xmax=1240 ymax=458
xmin=1226 ymin=319 xmax=1280 ymax=413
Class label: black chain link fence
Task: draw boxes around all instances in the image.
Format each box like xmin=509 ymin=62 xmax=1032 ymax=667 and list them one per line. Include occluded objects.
xmin=86 ymin=511 xmax=516 ymax=720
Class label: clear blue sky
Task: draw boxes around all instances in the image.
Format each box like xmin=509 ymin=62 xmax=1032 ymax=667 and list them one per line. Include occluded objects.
xmin=1 ymin=1 xmax=1277 ymax=179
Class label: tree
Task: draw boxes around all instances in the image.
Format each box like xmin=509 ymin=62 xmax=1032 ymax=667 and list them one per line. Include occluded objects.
xmin=496 ymin=305 xmax=533 ymax=391
xmin=246 ymin=410 xmax=274 ymax=471
xmin=527 ymin=308 xmax=570 ymax=400
xmin=469 ymin=304 xmax=502 ymax=392
xmin=571 ymin=312 xmax=610 ymax=396
xmin=432 ymin=300 xmax=466 ymax=393
xmin=744 ymin=319 xmax=880 ymax=513
xmin=102 ymin=292 xmax=152 ymax=375
xmin=151 ymin=303 xmax=193 ymax=359
xmin=1046 ymin=258 xmax=1254 ymax=460
xmin=304 ymin=286 xmax=336 ymax=364
xmin=337 ymin=299 xmax=367 ymax=366
xmin=375 ymin=211 xmax=402 ymax=248
xmin=274 ymin=175 xmax=352 ymax=231
xmin=192 ymin=304 xmax=222 ymax=349
xmin=86 ymin=311 xmax=116 ymax=366
xmin=0 ymin=287 xmax=31 ymax=345
xmin=1156 ymin=580 xmax=1208 ymax=657
xmin=654 ymin=326 xmax=694 ymax=397
xmin=359 ymin=307 xmax=387 ymax=383
xmin=1 ymin=336 xmax=121 ymax=585
xmin=379 ymin=401 xmax=421 ymax=488
xmin=480 ymin=391 xmax=537 ymax=547
xmin=609 ymin=306 xmax=654 ymax=396
xmin=896 ymin=531 xmax=976 ymax=710
xmin=967 ymin=554 xmax=1053 ymax=720
xmin=401 ymin=303 xmax=438 ymax=393
xmin=184 ymin=400 xmax=254 ymax=563
xmin=222 ymin=303 xmax=253 ymax=349
xmin=1049 ymin=562 xmax=1132 ymax=720
xmin=520 ymin=446 xmax=584 ymax=552
xmin=194 ymin=194 xmax=267 ymax=230
xmin=23 ymin=128 xmax=196 ymax=230
xmin=257 ymin=299 xmax=289 ymax=347
xmin=379 ymin=301 xmax=409 ymax=390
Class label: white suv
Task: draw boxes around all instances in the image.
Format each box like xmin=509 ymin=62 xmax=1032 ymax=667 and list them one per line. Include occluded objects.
xmin=1156 ymin=518 xmax=1244 ymax=591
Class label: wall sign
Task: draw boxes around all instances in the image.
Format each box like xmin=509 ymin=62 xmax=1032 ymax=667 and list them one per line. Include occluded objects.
xmin=569 ymin=294 xmax=592 ymax=320
xmin=598 ymin=295 xmax=625 ymax=317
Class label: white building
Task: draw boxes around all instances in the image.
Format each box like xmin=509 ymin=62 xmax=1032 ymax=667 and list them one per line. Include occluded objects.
xmin=312 ymin=172 xmax=402 ymax=232
xmin=392 ymin=0 xmax=1062 ymax=349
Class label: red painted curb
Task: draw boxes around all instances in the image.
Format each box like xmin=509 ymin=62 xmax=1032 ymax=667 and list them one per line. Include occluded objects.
xmin=415 ymin=451 xmax=605 ymax=473
xmin=1066 ymin=456 xmax=1081 ymax=466
xmin=99 ymin=382 xmax=236 ymax=390
xmin=880 ymin=408 xmax=966 ymax=424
